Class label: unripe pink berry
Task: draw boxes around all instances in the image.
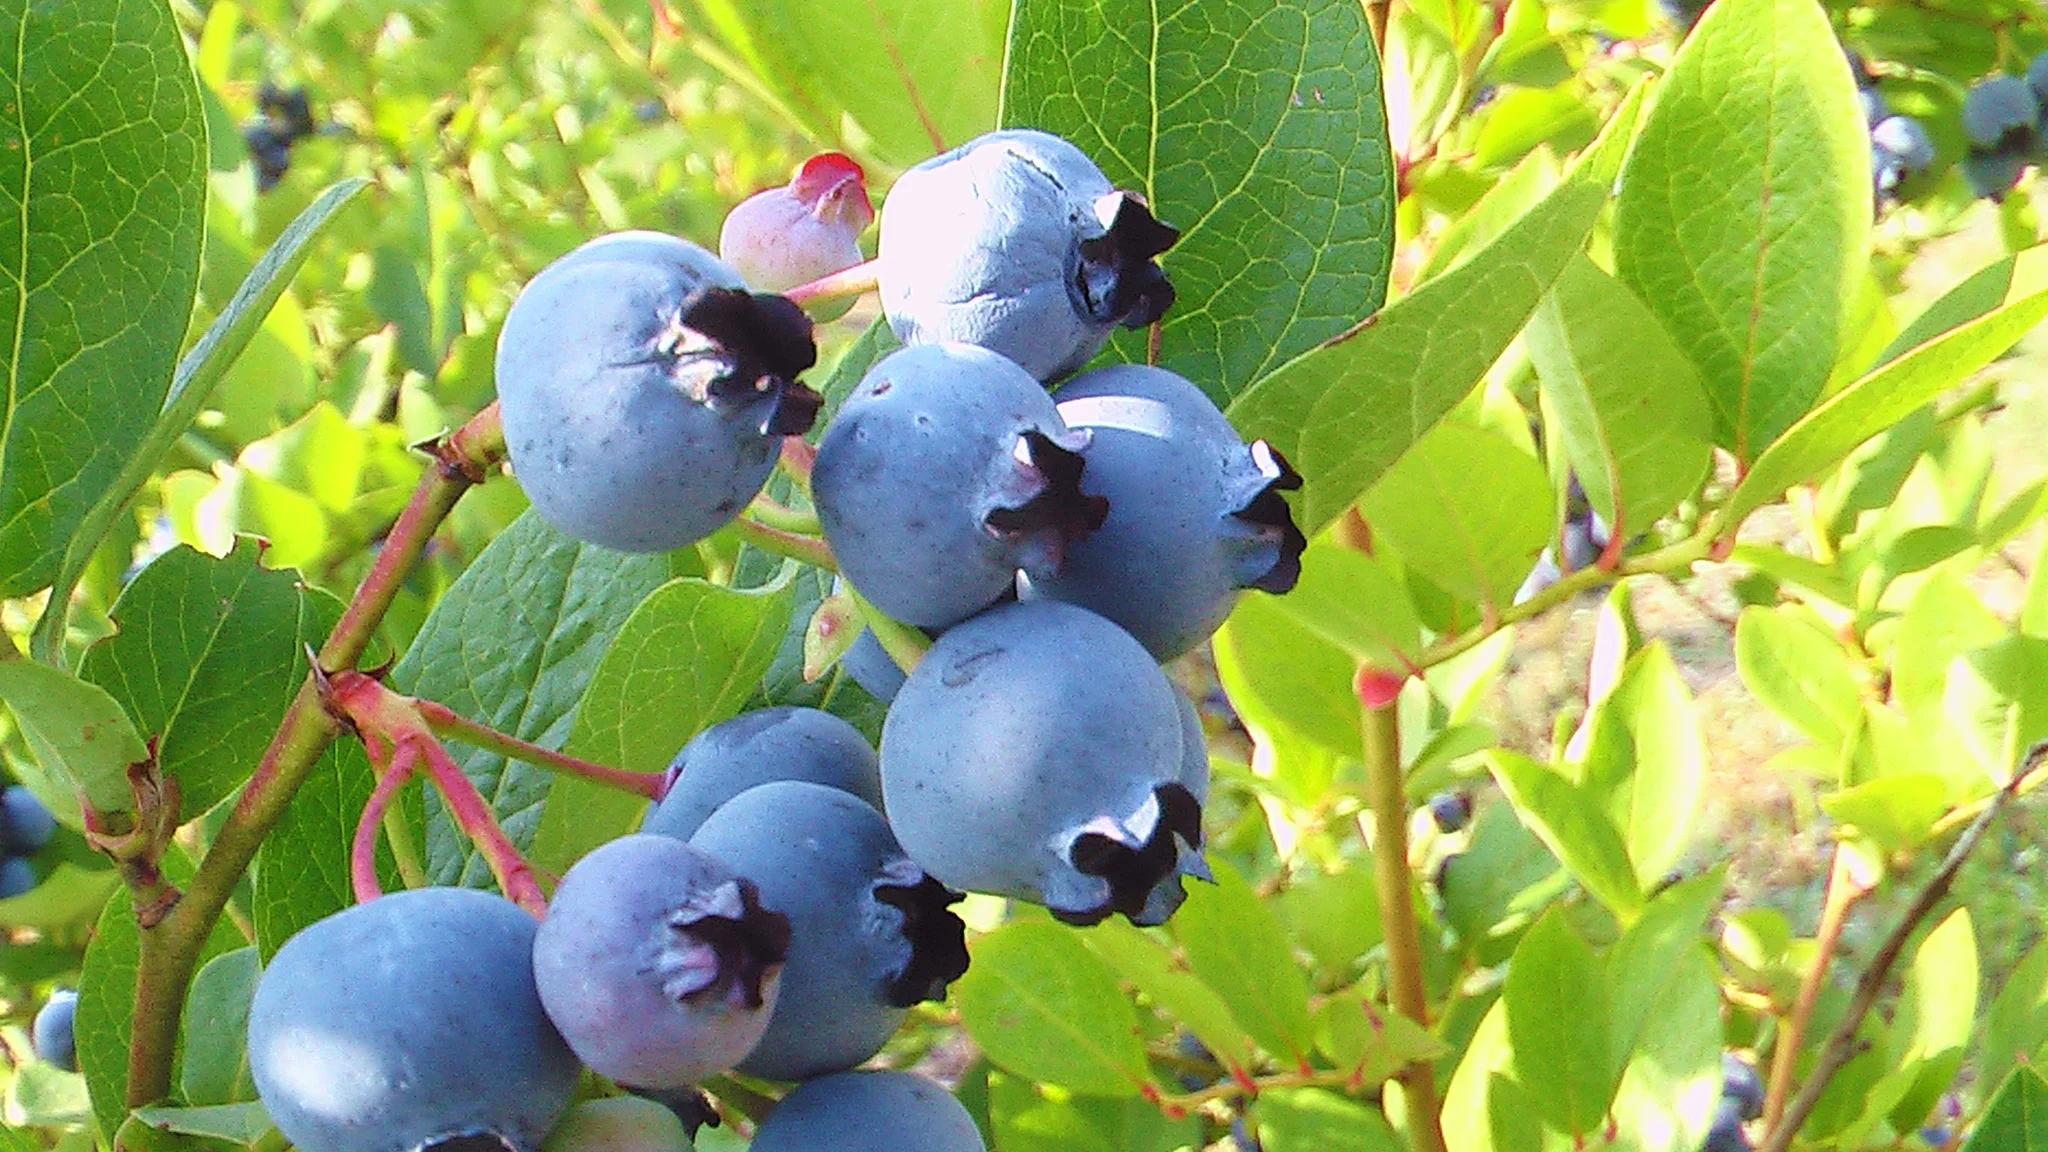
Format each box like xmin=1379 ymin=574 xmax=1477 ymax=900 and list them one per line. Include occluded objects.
xmin=720 ymin=152 xmax=873 ymax=319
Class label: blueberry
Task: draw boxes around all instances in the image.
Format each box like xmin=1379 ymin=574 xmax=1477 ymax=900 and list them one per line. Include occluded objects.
xmin=1427 ymin=791 xmax=1472 ymax=833
xmin=1962 ymin=149 xmax=2030 ymax=199
xmin=878 ymin=129 xmax=1178 ymax=382
xmin=719 ymin=153 xmax=873 ymax=319
xmin=258 ymin=83 xmax=316 ymax=140
xmin=687 ymin=782 xmax=969 ymax=1081
xmin=496 ymin=230 xmax=822 ymax=553
xmin=642 ymin=707 xmax=883 ymax=841
xmin=1 ymin=786 xmax=55 ymax=855
xmin=749 ymin=1070 xmax=985 ymax=1152
xmin=532 ymin=834 xmax=789 ymax=1089
xmin=539 ymin=1097 xmax=695 ymax=1152
xmin=1721 ymin=1053 xmax=1764 ymax=1121
xmin=1019 ymin=363 xmax=1304 ymax=659
xmin=1513 ymin=548 xmax=1563 ymax=605
xmin=1872 ymin=116 xmax=1935 ymax=172
xmin=32 ymin=988 xmax=77 ymax=1072
xmin=248 ymin=887 xmax=581 ymax=1152
xmin=1702 ymin=1096 xmax=1750 ymax=1152
xmin=0 ymin=856 xmax=32 ymax=898
xmin=841 ymin=627 xmax=909 ymax=704
xmin=879 ymin=600 xmax=1207 ymax=926
xmin=243 ymin=123 xmax=292 ymax=192
xmin=812 ymin=343 xmax=1107 ymax=629
xmin=1962 ymin=76 xmax=2038 ymax=151
xmin=1859 ymin=86 xmax=1889 ymax=129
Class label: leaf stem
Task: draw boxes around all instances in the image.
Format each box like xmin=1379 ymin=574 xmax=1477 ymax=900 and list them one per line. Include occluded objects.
xmin=120 ymin=404 xmax=503 ymax=1114
xmin=1762 ymin=846 xmax=1869 ymax=1129
xmin=731 ymin=514 xmax=836 ymax=571
xmin=1757 ymin=760 xmax=2031 ymax=1152
xmin=1360 ymin=693 xmax=1448 ymax=1152
xmin=416 ymin=700 xmax=663 ymax=800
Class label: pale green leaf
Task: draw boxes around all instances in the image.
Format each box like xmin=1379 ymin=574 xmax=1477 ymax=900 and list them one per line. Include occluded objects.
xmin=955 ymin=922 xmax=1150 ymax=1096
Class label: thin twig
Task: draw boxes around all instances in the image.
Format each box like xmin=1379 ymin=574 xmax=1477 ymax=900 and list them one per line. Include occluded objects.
xmin=1758 ymin=760 xmax=2033 ymax=1152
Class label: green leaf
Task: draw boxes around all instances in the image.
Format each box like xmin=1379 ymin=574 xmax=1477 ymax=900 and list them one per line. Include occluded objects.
xmin=1313 ymin=995 xmax=1447 ymax=1086
xmin=1964 ymin=1066 xmax=2048 ymax=1152
xmin=1891 ymin=571 xmax=2008 ymax=723
xmin=1266 ymin=537 xmax=1425 ymax=671
xmin=35 ymin=179 xmax=369 ymax=655
xmin=1612 ymin=0 xmax=1868 ymax=462
xmin=0 ymin=661 xmax=150 ymax=819
xmin=1213 ymin=592 xmax=1363 ymax=759
xmin=1506 ymin=909 xmax=1617 ymax=1138
xmin=1608 ymin=947 xmax=1721 ymax=1152
xmin=1604 ymin=644 xmax=1707 ymax=887
xmin=390 ymin=511 xmax=673 ymax=887
xmin=1527 ymin=256 xmax=1713 ymax=538
xmin=78 ymin=849 xmax=244 ymax=1141
xmin=1723 ymin=264 xmax=2048 ymax=525
xmin=698 ymin=0 xmax=1005 ymax=169
xmin=955 ymin=921 xmax=1150 ymax=1096
xmin=1733 ymin=605 xmax=1865 ymax=749
xmin=8 ymin=1059 xmax=90 ymax=1127
xmin=0 ymin=861 xmax=121 ymax=931
xmin=1875 ymin=245 xmax=2043 ymax=368
xmin=1488 ymin=750 xmax=1642 ymax=917
xmin=1280 ymin=864 xmax=1383 ymax=982
xmin=1439 ymin=800 xmax=1564 ymax=964
xmin=1254 ymin=1088 xmax=1404 ymax=1152
xmin=528 ymin=575 xmax=794 ymax=877
xmin=985 ymin=1069 xmax=1199 ymax=1152
xmin=1169 ymin=857 xmax=1317 ymax=1068
xmin=1079 ymin=918 xmax=1258 ymax=1077
xmin=130 ymin=1102 xmax=275 ymax=1146
xmin=1002 ymin=0 xmax=1393 ymax=406
xmin=1819 ymin=774 xmax=1950 ymax=855
xmin=1982 ymin=938 xmax=2048 ymax=1107
xmin=1357 ymin=421 xmax=1554 ymax=610
xmin=1228 ymin=177 xmax=1606 ymax=535
xmin=251 ymin=740 xmax=392 ymax=960
xmin=0 ymin=0 xmax=207 ymax=596
xmin=1946 ymin=636 xmax=2048 ymax=783
xmin=1606 ymin=870 xmax=1722 ymax=1063
xmin=179 ymin=947 xmax=260 ymax=1106
xmin=78 ymin=541 xmax=324 ymax=819
xmin=1887 ymin=909 xmax=1976 ymax=1133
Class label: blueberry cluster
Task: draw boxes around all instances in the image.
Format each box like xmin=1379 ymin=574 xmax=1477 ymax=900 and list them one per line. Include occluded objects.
xmin=0 ymin=785 xmax=54 ymax=899
xmin=243 ymin=84 xmax=317 ymax=193
xmin=1855 ymin=66 xmax=1934 ymax=203
xmin=1704 ymin=1054 xmax=1765 ymax=1152
xmin=1960 ymin=56 xmax=2048 ymax=200
xmin=248 ymin=127 xmax=1307 ymax=1152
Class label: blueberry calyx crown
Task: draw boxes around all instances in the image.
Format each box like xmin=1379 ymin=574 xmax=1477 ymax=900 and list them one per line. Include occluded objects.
xmin=984 ymin=430 xmax=1111 ymax=550
xmin=872 ymin=864 xmax=972 ymax=1008
xmin=660 ymin=877 xmax=792 ymax=1010
xmin=1236 ymin=439 xmax=1307 ymax=594
xmin=1076 ymin=192 xmax=1180 ymax=329
xmin=674 ymin=288 xmax=825 ymax=436
xmin=1053 ymin=782 xmax=1205 ymax=927
xmin=421 ymin=1134 xmax=516 ymax=1152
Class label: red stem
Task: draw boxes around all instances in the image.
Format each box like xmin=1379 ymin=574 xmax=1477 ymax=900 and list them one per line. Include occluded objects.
xmin=352 ymin=744 xmax=416 ymax=903
xmin=416 ymin=738 xmax=547 ymax=917
xmin=782 ymin=258 xmax=880 ymax=305
xmin=416 ymin=701 xmax=665 ymax=800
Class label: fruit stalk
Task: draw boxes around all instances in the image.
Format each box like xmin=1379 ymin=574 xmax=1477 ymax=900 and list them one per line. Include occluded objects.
xmin=351 ymin=744 xmax=417 ymax=903
xmin=417 ymin=700 xmax=666 ymax=800
xmin=1761 ymin=845 xmax=1868 ymax=1129
xmin=1360 ymin=693 xmax=1448 ymax=1152
xmin=120 ymin=404 xmax=504 ymax=1120
xmin=732 ymin=514 xmax=838 ymax=571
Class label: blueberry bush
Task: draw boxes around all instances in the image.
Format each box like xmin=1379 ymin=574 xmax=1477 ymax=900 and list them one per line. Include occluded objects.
xmin=7 ymin=1 xmax=2048 ymax=1151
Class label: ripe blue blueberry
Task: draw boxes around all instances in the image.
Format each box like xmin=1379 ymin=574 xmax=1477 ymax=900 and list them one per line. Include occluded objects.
xmin=248 ymin=887 xmax=581 ymax=1152
xmin=749 ymin=1070 xmax=985 ymax=1152
xmin=1962 ymin=76 xmax=2038 ymax=150
xmin=1858 ymin=86 xmax=1888 ymax=128
xmin=1721 ymin=1053 xmax=1764 ymax=1122
xmin=641 ymin=706 xmax=883 ymax=842
xmin=1872 ymin=116 xmax=1934 ymax=172
xmin=686 ymin=781 xmax=969 ymax=1081
xmin=880 ymin=600 xmax=1207 ymax=926
xmin=878 ymin=128 xmax=1178 ymax=382
xmin=2 ymin=785 xmax=56 ymax=855
xmin=32 ymin=988 xmax=77 ymax=1072
xmin=532 ymin=834 xmax=789 ymax=1089
xmin=841 ymin=627 xmax=909 ymax=704
xmin=496 ymin=230 xmax=822 ymax=553
xmin=1702 ymin=1096 xmax=1750 ymax=1152
xmin=813 ymin=343 xmax=1107 ymax=629
xmin=539 ymin=1097 xmax=695 ymax=1152
xmin=0 ymin=856 xmax=35 ymax=899
xmin=1427 ymin=791 xmax=1472 ymax=833
xmin=1019 ymin=363 xmax=1304 ymax=660
xmin=1963 ymin=149 xmax=2030 ymax=199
